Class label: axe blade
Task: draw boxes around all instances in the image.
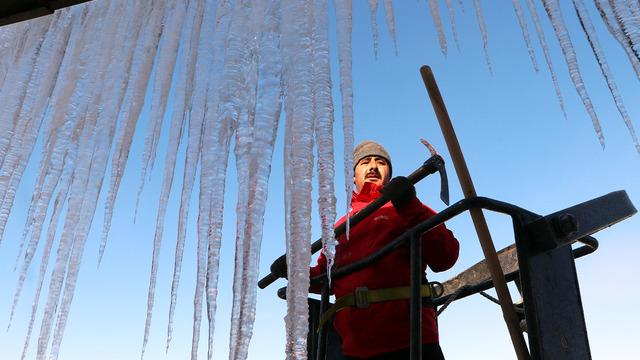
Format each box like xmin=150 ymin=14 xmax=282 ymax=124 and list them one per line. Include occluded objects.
xmin=439 ymin=163 xmax=450 ymax=205
xmin=420 ymin=138 xmax=450 ymax=206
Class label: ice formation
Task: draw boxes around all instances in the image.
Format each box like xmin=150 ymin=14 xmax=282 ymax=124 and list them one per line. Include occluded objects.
xmin=429 ymin=0 xmax=448 ymax=55
xmin=524 ymin=0 xmax=568 ymax=118
xmin=543 ymin=0 xmax=605 ymax=147
xmin=1 ymin=1 xmax=640 ymax=360
xmin=473 ymin=0 xmax=493 ymax=74
xmin=445 ymin=0 xmax=461 ymax=50
xmin=512 ymin=0 xmax=539 ymax=72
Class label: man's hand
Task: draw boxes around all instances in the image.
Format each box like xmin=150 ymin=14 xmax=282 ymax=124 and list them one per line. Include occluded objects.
xmin=381 ymin=176 xmax=416 ymax=211
xmin=271 ymin=261 xmax=288 ymax=279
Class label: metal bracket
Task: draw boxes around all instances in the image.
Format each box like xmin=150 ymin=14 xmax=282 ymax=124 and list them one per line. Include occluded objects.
xmin=524 ymin=190 xmax=636 ymax=253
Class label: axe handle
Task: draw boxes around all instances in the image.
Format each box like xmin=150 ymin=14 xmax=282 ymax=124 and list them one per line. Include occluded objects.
xmin=420 ymin=65 xmax=530 ymax=360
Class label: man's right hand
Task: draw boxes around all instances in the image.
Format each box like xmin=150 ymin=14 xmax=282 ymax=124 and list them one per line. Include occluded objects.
xmin=381 ymin=176 xmax=416 ymax=211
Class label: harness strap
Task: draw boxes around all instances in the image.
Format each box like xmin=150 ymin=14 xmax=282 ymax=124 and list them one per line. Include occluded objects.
xmin=318 ymin=284 xmax=441 ymax=330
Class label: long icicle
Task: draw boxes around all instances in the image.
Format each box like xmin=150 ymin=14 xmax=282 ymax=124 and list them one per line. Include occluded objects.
xmin=229 ymin=3 xmax=283 ymax=358
xmin=572 ymin=0 xmax=640 ymax=152
xmin=225 ymin=0 xmax=263 ymax=359
xmin=7 ymin=11 xmax=75 ymax=329
xmin=382 ymin=0 xmax=398 ymax=54
xmin=596 ymin=0 xmax=640 ymax=80
xmin=10 ymin=9 xmax=74 ymax=272
xmin=612 ymin=0 xmax=640 ymax=58
xmin=542 ymin=0 xmax=605 ymax=147
xmin=335 ymin=0 xmax=354 ymax=241
xmin=99 ymin=0 xmax=177 ymax=267
xmin=472 ymin=0 xmax=493 ymax=74
xmin=195 ymin=1 xmax=234 ymax=359
xmin=312 ymin=0 xmax=338 ymax=283
xmin=428 ymin=0 xmax=448 ymax=55
xmin=140 ymin=0 xmax=197 ymax=357
xmin=524 ymin=0 xmax=568 ymax=118
xmin=282 ymin=0 xmax=314 ymax=358
xmin=367 ymin=0 xmax=380 ymax=57
xmin=38 ymin=2 xmax=156 ymax=358
xmin=445 ymin=0 xmax=461 ymax=50
xmin=35 ymin=6 xmax=106 ymax=353
xmin=0 ymin=17 xmax=52 ymax=243
xmin=165 ymin=0 xmax=211 ymax=353
xmin=512 ymin=0 xmax=539 ymax=71
xmin=13 ymin=9 xmax=84 ymax=348
xmin=133 ymin=0 xmax=185 ymax=222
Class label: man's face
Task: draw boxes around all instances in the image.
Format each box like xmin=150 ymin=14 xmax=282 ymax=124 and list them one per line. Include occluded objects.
xmin=354 ymin=156 xmax=391 ymax=192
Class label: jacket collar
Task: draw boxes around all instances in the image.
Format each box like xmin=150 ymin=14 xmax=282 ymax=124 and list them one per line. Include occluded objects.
xmin=352 ymin=182 xmax=383 ymax=203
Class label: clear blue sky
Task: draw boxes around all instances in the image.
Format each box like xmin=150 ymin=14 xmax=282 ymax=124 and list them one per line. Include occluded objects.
xmin=1 ymin=1 xmax=639 ymax=359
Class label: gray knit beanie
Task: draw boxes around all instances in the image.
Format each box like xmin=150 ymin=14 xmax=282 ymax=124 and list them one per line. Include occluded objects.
xmin=353 ymin=140 xmax=392 ymax=176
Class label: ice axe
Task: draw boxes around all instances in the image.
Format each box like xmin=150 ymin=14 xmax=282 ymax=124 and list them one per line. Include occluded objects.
xmin=419 ymin=138 xmax=449 ymax=206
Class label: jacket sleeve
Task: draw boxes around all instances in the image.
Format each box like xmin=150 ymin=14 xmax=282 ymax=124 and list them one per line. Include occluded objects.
xmin=309 ymin=251 xmax=328 ymax=294
xmin=396 ymin=196 xmax=460 ymax=272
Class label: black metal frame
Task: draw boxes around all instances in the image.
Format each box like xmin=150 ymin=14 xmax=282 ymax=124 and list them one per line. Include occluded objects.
xmin=0 ymin=0 xmax=92 ymax=26
xmin=298 ymin=191 xmax=635 ymax=360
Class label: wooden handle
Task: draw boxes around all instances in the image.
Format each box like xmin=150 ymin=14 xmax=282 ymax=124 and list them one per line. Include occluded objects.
xmin=420 ymin=65 xmax=530 ymax=360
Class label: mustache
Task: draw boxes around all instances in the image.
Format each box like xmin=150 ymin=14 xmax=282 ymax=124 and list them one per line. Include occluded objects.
xmin=364 ymin=169 xmax=381 ymax=179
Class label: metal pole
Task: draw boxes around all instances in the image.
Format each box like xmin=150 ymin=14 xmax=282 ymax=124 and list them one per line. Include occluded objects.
xmin=420 ymin=65 xmax=530 ymax=360
xmin=410 ymin=233 xmax=422 ymax=360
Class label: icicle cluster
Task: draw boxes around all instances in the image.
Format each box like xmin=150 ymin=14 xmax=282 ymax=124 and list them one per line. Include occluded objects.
xmin=2 ymin=0 xmax=640 ymax=359
xmin=0 ymin=1 xmax=342 ymax=360
xmin=424 ymin=0 xmax=640 ymax=148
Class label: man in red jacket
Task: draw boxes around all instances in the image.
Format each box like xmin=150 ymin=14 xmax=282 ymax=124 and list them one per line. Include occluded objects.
xmin=310 ymin=141 xmax=459 ymax=359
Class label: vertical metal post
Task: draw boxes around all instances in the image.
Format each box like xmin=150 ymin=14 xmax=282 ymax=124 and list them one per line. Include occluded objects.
xmin=410 ymin=233 xmax=422 ymax=360
xmin=316 ymin=282 xmax=330 ymax=360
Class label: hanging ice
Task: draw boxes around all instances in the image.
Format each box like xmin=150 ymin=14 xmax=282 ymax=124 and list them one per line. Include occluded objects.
xmin=0 ymin=17 xmax=53 ymax=244
xmin=100 ymin=0 xmax=170 ymax=266
xmin=512 ymin=0 xmax=539 ymax=72
xmin=368 ymin=0 xmax=380 ymax=57
xmin=572 ymin=0 xmax=640 ymax=153
xmin=524 ymin=0 xmax=567 ymax=118
xmin=35 ymin=3 xmax=132 ymax=357
xmin=7 ymin=11 xmax=74 ymax=331
xmin=312 ymin=0 xmax=338 ymax=285
xmin=165 ymin=0 xmax=213 ymax=353
xmin=196 ymin=1 xmax=233 ymax=359
xmin=595 ymin=0 xmax=640 ymax=81
xmin=609 ymin=0 xmax=640 ymax=60
xmin=429 ymin=0 xmax=448 ymax=55
xmin=227 ymin=2 xmax=284 ymax=357
xmin=445 ymin=0 xmax=460 ymax=50
xmin=382 ymin=0 xmax=398 ymax=54
xmin=472 ymin=0 xmax=493 ymax=73
xmin=141 ymin=0 xmax=203 ymax=358
xmin=281 ymin=0 xmax=315 ymax=357
xmin=335 ymin=0 xmax=354 ymax=242
xmin=542 ymin=0 xmax=605 ymax=147
xmin=133 ymin=0 xmax=186 ymax=224
xmin=225 ymin=1 xmax=268 ymax=360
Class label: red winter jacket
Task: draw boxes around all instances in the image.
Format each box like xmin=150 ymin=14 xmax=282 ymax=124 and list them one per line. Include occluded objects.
xmin=310 ymin=182 xmax=459 ymax=358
